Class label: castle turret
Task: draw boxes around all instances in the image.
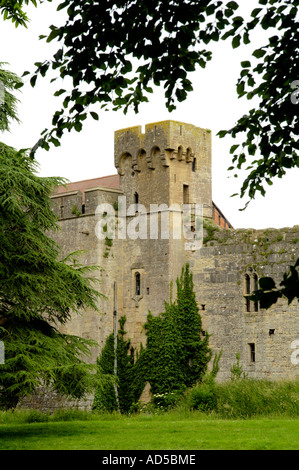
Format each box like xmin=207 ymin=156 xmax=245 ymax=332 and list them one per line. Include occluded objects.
xmin=114 ymin=120 xmax=212 ymax=219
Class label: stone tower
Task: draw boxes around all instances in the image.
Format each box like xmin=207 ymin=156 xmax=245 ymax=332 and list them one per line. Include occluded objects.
xmin=19 ymin=119 xmax=299 ymax=411
xmin=114 ymin=120 xmax=212 ymax=215
xmin=113 ymin=120 xmax=213 ymax=348
xmin=48 ymin=118 xmax=299 ymax=388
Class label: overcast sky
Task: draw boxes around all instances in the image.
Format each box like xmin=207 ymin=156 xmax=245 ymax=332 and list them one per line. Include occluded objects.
xmin=1 ymin=1 xmax=298 ymax=230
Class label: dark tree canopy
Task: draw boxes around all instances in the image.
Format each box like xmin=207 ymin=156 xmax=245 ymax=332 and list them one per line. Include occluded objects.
xmin=0 ymin=142 xmax=102 ymax=409
xmin=218 ymin=0 xmax=299 ymax=207
xmin=1 ymin=2 xmax=299 ymax=309
xmin=0 ymin=60 xmax=102 ymax=409
xmin=1 ymin=0 xmax=298 ymax=206
xmin=22 ymin=0 xmax=242 ymax=154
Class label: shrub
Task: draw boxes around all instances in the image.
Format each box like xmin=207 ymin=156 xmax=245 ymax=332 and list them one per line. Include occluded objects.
xmin=215 ymin=379 xmax=299 ymax=418
xmin=184 ymin=378 xmax=299 ymax=418
xmin=152 ymin=389 xmax=185 ymax=411
xmin=189 ymin=383 xmax=217 ymax=412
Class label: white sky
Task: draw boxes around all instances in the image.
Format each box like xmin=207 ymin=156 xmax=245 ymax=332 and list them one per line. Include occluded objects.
xmin=1 ymin=1 xmax=298 ymax=230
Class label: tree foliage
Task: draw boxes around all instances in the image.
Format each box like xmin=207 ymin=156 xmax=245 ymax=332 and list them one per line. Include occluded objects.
xmin=93 ymin=316 xmax=145 ymax=414
xmin=144 ymin=264 xmax=212 ymax=396
xmin=218 ymin=0 xmax=299 ymax=206
xmin=250 ymin=259 xmax=299 ymax=310
xmin=21 ymin=0 xmax=242 ymax=155
xmin=0 ymin=142 xmax=102 ymax=409
xmin=0 ymin=0 xmax=40 ymax=28
xmin=3 ymin=0 xmax=298 ymax=204
xmin=93 ymin=316 xmax=135 ymax=413
xmin=94 ymin=265 xmax=213 ymax=412
xmin=0 ymin=62 xmax=22 ymax=131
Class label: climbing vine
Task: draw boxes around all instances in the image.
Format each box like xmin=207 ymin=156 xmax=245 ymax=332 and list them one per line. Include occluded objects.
xmin=143 ymin=264 xmax=212 ymax=396
xmin=93 ymin=264 xmax=213 ymax=413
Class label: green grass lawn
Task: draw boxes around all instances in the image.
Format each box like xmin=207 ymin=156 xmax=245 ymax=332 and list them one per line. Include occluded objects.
xmin=1 ymin=413 xmax=299 ymax=450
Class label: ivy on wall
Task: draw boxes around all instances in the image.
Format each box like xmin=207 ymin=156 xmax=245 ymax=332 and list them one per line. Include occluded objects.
xmin=93 ymin=264 xmax=213 ymax=413
xmin=144 ymin=264 xmax=212 ymax=395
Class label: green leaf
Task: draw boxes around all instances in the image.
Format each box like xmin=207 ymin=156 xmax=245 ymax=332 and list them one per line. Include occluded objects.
xmin=241 ymin=61 xmax=251 ymax=68
xmin=252 ymin=48 xmax=266 ymax=58
xmin=90 ymin=111 xmax=99 ymax=120
xmin=30 ymin=74 xmax=37 ymax=87
xmin=230 ymin=144 xmax=240 ymax=154
xmin=227 ymin=1 xmax=239 ymax=10
xmin=232 ymin=34 xmax=241 ymax=49
xmin=251 ymin=8 xmax=262 ymax=17
xmin=54 ymin=89 xmax=66 ymax=97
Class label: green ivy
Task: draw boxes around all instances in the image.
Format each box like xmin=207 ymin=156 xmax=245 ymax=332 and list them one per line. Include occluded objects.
xmin=143 ymin=264 xmax=212 ymax=397
xmin=94 ymin=264 xmax=213 ymax=413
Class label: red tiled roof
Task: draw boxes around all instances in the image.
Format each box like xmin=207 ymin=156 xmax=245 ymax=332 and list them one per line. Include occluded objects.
xmin=55 ymin=175 xmax=120 ymax=193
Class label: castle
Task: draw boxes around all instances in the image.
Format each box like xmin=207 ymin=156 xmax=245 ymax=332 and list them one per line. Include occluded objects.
xmin=36 ymin=120 xmax=299 ymax=409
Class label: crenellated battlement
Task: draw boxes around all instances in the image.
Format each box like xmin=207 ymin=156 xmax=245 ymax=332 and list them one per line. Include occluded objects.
xmin=114 ymin=120 xmax=211 ymax=176
xmin=50 ymin=186 xmax=122 ymax=220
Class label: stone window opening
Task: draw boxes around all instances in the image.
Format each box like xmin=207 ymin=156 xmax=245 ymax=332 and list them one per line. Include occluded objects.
xmin=244 ymin=274 xmax=251 ymax=312
xmin=134 ymin=192 xmax=139 ymax=213
xmin=244 ymin=272 xmax=259 ymax=313
xmin=253 ymin=274 xmax=259 ymax=312
xmin=192 ymin=157 xmax=196 ymax=172
xmin=135 ymin=272 xmax=141 ymax=296
xmin=183 ymin=184 xmax=189 ymax=204
xmin=249 ymin=343 xmax=256 ymax=362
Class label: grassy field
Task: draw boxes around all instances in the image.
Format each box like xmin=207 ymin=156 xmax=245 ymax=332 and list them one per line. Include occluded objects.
xmin=2 ymin=379 xmax=299 ymax=450
xmin=1 ymin=411 xmax=299 ymax=450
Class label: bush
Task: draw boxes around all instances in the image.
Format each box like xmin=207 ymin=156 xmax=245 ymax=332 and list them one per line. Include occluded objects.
xmin=189 ymin=383 xmax=217 ymax=412
xmin=215 ymin=379 xmax=299 ymax=418
xmin=0 ymin=409 xmax=49 ymax=424
xmin=152 ymin=389 xmax=185 ymax=411
xmin=185 ymin=378 xmax=299 ymax=418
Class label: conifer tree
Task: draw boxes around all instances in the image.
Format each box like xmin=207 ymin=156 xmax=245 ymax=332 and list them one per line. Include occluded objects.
xmin=93 ymin=316 xmax=135 ymax=414
xmin=175 ymin=264 xmax=211 ymax=388
xmin=0 ymin=142 xmax=102 ymax=409
xmin=0 ymin=63 xmax=102 ymax=409
xmin=144 ymin=264 xmax=212 ymax=396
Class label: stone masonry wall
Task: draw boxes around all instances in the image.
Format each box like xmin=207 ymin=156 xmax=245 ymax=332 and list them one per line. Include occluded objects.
xmin=190 ymin=224 xmax=299 ymax=382
xmin=19 ymin=120 xmax=299 ymax=413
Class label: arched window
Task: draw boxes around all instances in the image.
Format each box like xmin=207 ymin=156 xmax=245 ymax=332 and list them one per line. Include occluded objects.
xmin=245 ymin=274 xmax=250 ymax=295
xmin=135 ymin=272 xmax=141 ymax=296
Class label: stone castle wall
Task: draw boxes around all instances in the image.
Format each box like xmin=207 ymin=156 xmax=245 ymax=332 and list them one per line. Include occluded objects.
xmin=19 ymin=120 xmax=299 ymax=411
xmin=192 ymin=225 xmax=299 ymax=382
